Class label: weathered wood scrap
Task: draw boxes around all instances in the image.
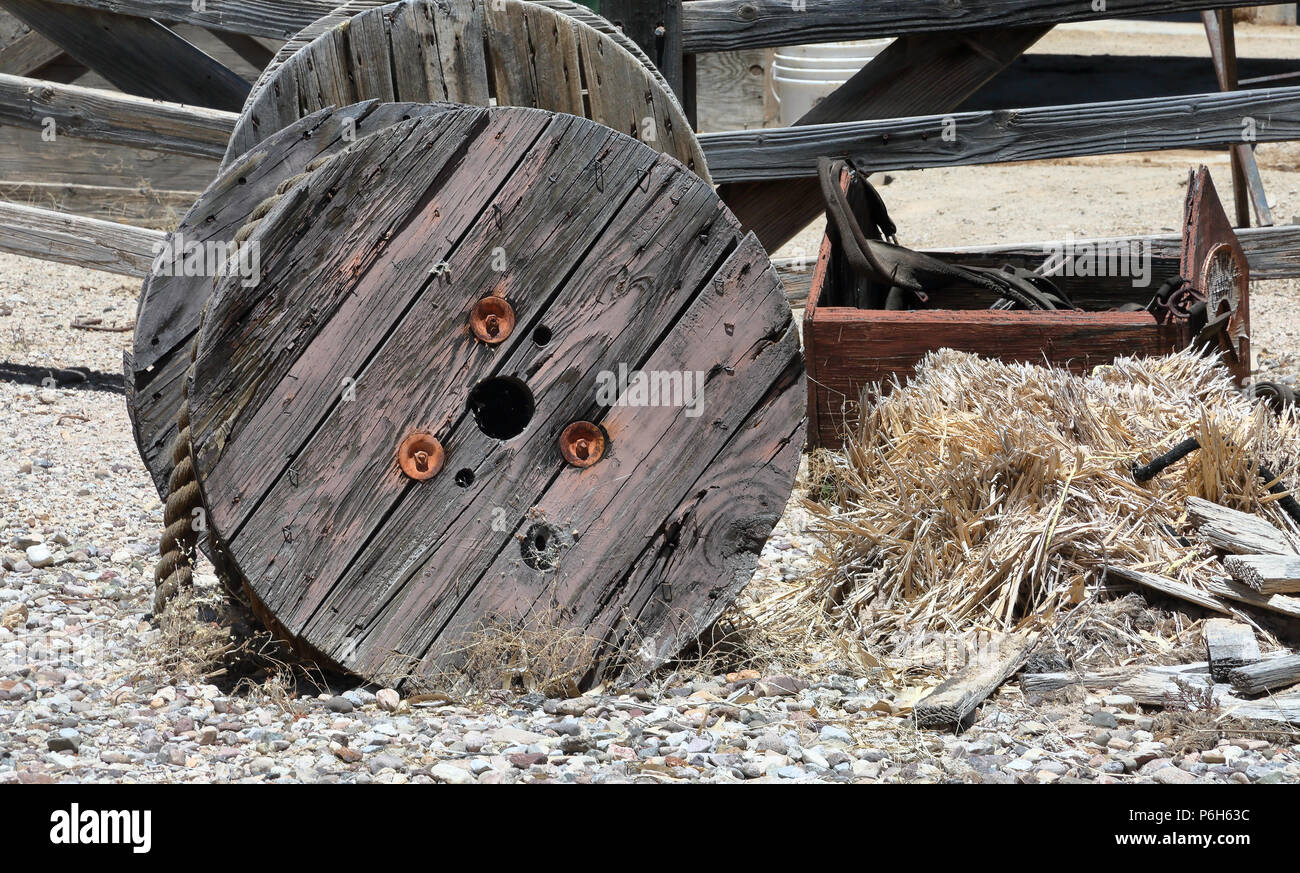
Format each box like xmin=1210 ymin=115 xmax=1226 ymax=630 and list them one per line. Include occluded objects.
xmin=914 ymin=633 xmax=1036 ymax=728
xmin=1187 ymin=497 xmax=1300 ymax=555
xmin=1203 ymin=577 xmax=1300 ymax=621
xmin=1204 ymin=618 xmax=1261 ymax=682
xmin=1223 ymin=555 xmax=1300 ymax=595
xmin=1228 ymin=654 xmax=1300 ymax=695
xmin=1104 ymin=566 xmax=1232 ymax=616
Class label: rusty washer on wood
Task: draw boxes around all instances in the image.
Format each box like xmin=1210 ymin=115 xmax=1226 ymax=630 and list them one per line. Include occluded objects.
xmin=470 ymin=297 xmax=515 ymax=344
xmin=397 ymin=433 xmax=445 ymax=481
xmin=560 ymin=421 xmax=605 ymax=468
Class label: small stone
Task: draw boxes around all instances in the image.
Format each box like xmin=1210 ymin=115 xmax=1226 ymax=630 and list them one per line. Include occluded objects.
xmin=1153 ymin=767 xmax=1197 ymax=785
xmin=325 ymin=695 xmax=355 ymax=714
xmin=375 ymin=689 xmax=401 ymax=712
xmin=47 ymin=736 xmax=79 ymax=753
xmin=431 ymin=762 xmax=475 ymax=785
xmin=1089 ymin=711 xmax=1119 ymax=729
xmin=24 ymin=544 xmax=53 ymax=568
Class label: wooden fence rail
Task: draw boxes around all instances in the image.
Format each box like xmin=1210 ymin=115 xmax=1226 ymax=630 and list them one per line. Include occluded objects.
xmin=0 ymin=72 xmax=237 ymax=157
xmin=702 ymin=86 xmax=1300 ymax=182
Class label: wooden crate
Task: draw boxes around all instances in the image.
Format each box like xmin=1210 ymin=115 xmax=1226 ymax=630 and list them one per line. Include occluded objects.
xmin=803 ymin=169 xmax=1248 ymax=451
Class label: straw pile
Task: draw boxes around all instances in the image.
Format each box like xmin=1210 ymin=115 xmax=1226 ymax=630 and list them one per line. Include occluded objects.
xmin=754 ymin=349 xmax=1300 ymax=663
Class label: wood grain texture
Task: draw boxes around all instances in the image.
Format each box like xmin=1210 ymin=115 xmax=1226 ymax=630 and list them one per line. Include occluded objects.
xmin=1229 ymin=654 xmax=1300 ymax=695
xmin=1223 ymin=555 xmax=1300 ymax=595
xmin=1188 ymin=497 xmax=1300 ymax=556
xmin=39 ymin=0 xmax=337 ymax=39
xmin=224 ymin=0 xmax=708 ymax=181
xmin=703 ymin=86 xmax=1300 ymax=183
xmin=126 ymin=101 xmax=448 ymax=499
xmin=1204 ymin=618 xmax=1260 ymax=682
xmin=1203 ymin=577 xmax=1300 ymax=620
xmin=0 ymin=27 xmax=63 ymax=74
xmin=0 ymin=196 xmax=162 ymax=275
xmin=0 ymin=71 xmax=236 ymax=157
xmin=680 ymin=0 xmax=1249 ymax=53
xmin=1106 ymin=567 xmax=1233 ymax=616
xmin=914 ymin=632 xmax=1036 ymax=728
xmin=187 ymin=107 xmax=803 ymax=689
xmin=0 ymin=0 xmax=251 ymax=109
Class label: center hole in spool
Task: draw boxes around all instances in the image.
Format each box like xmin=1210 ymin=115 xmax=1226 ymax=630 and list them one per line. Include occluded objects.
xmin=467 ymin=376 xmax=534 ymax=440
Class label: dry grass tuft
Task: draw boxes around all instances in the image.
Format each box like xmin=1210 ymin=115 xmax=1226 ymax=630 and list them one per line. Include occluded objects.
xmin=749 ymin=349 xmax=1300 ymax=667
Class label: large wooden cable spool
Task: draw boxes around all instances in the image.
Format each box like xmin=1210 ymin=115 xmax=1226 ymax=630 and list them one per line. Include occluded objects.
xmin=185 ymin=107 xmax=804 ymax=688
xmin=128 ymin=102 xmax=451 ymax=499
xmin=224 ymin=0 xmax=708 ymax=181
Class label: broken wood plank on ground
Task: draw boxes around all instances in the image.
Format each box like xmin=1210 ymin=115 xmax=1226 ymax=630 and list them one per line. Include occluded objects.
xmin=1187 ymin=497 xmax=1300 ymax=555
xmin=1228 ymin=653 xmax=1300 ymax=695
xmin=914 ymin=633 xmax=1036 ymax=728
xmin=1203 ymin=577 xmax=1300 ymax=621
xmin=1223 ymin=555 xmax=1300 ymax=594
xmin=1105 ymin=566 xmax=1233 ymax=615
xmin=1204 ymin=618 xmax=1261 ymax=681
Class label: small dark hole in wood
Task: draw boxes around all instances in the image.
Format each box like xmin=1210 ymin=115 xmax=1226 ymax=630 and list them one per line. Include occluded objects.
xmin=454 ymin=468 xmax=474 ymax=487
xmin=532 ymin=325 xmax=552 ymax=346
xmin=467 ymin=376 xmax=534 ymax=440
xmin=520 ymin=521 xmax=562 ymax=571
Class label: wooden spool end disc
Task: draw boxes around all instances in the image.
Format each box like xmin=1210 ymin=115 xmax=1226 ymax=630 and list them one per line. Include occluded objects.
xmin=224 ymin=0 xmax=708 ymax=182
xmin=128 ymin=102 xmax=450 ymax=499
xmin=187 ymin=107 xmax=804 ymax=689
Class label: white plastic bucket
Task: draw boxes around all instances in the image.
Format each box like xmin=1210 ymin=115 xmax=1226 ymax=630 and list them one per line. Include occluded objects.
xmin=771 ymin=39 xmax=892 ymax=125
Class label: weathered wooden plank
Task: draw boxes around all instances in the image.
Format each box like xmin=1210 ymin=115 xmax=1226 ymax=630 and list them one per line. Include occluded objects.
xmin=1188 ymin=497 xmax=1300 ymax=556
xmin=1203 ymin=577 xmax=1300 ymax=621
xmin=1105 ymin=566 xmax=1233 ymax=616
xmin=679 ymin=0 xmax=1251 ymax=53
xmin=0 ymin=198 xmax=162 ymax=276
xmin=719 ymin=26 xmax=1047 ymax=252
xmin=1118 ymin=665 xmax=1300 ymax=724
xmin=1204 ymin=618 xmax=1261 ymax=682
xmin=914 ymin=632 xmax=1036 ymax=728
xmin=0 ymin=123 xmax=219 ymax=191
xmin=0 ymin=27 xmax=62 ymax=74
xmin=0 ymin=72 xmax=236 ymax=157
xmin=702 ymin=86 xmax=1300 ymax=184
xmin=1229 ymin=653 xmax=1300 ymax=695
xmin=186 ymin=107 xmax=802 ymax=688
xmin=0 ymin=179 xmax=194 ymax=225
xmin=1224 ymin=555 xmax=1300 ymax=595
xmin=40 ymin=0 xmax=336 ymax=39
xmin=0 ymin=0 xmax=250 ymax=109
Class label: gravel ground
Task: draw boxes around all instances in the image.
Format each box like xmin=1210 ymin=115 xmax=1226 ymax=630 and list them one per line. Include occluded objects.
xmin=2 ymin=22 xmax=1300 ymax=784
